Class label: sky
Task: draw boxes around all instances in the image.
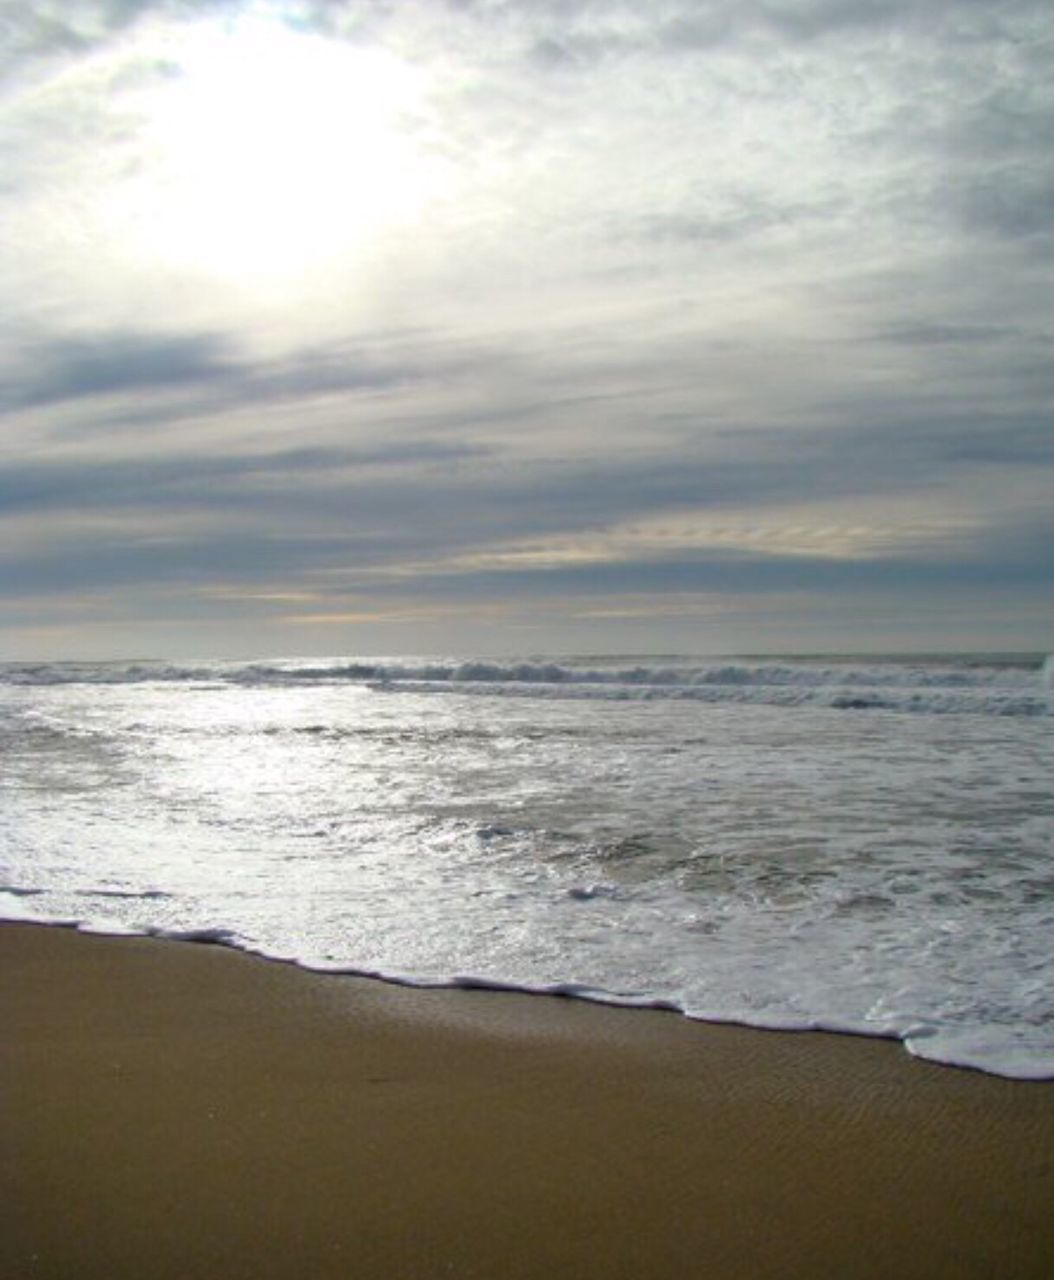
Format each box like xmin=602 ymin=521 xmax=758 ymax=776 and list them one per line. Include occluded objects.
xmin=2 ymin=0 xmax=1051 ymax=659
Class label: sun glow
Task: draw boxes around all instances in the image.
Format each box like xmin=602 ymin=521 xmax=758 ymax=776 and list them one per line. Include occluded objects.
xmin=122 ymin=16 xmax=445 ymax=283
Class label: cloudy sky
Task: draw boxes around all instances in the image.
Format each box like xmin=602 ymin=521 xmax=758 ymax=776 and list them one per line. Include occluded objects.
xmin=2 ymin=0 xmax=1051 ymax=659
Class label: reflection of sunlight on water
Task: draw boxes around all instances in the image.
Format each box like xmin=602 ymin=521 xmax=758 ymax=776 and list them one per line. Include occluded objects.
xmin=141 ymin=686 xmax=383 ymax=825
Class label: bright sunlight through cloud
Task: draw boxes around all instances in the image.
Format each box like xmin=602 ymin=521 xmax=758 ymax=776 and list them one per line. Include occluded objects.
xmin=119 ymin=14 xmax=447 ymax=285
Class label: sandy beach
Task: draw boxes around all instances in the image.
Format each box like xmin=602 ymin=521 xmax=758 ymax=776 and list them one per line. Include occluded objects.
xmin=3 ymin=922 xmax=1052 ymax=1279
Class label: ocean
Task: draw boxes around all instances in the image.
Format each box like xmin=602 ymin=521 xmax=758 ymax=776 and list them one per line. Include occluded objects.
xmin=2 ymin=652 xmax=1051 ymax=1079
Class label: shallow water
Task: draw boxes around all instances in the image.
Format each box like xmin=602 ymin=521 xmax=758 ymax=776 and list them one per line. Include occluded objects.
xmin=2 ymin=653 xmax=1051 ymax=1077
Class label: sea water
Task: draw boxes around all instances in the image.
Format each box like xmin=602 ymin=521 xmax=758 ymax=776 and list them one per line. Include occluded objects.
xmin=2 ymin=652 xmax=1051 ymax=1078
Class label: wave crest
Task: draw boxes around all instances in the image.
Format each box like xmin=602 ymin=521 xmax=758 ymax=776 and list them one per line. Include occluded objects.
xmin=1 ymin=654 xmax=1048 ymax=717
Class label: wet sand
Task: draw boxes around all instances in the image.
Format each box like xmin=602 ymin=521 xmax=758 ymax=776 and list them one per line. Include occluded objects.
xmin=3 ymin=921 xmax=1052 ymax=1279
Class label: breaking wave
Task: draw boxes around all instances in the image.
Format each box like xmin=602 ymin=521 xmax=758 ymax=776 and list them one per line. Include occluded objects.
xmin=1 ymin=653 xmax=1048 ymax=717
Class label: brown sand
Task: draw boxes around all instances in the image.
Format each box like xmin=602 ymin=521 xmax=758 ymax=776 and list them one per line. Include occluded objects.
xmin=3 ymin=922 xmax=1052 ymax=1280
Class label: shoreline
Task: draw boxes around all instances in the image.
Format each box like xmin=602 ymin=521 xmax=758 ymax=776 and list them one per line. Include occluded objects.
xmin=7 ymin=913 xmax=1048 ymax=1083
xmin=5 ymin=921 xmax=1053 ymax=1279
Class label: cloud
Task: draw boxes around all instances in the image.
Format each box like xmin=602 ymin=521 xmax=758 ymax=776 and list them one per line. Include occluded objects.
xmin=1 ymin=0 xmax=1051 ymax=654
xmin=0 ymin=438 xmax=488 ymax=517
xmin=957 ymin=174 xmax=1054 ymax=245
xmin=3 ymin=331 xmax=235 ymax=409
xmin=0 ymin=1 xmax=235 ymax=70
xmin=0 ymin=326 xmax=476 ymax=430
xmin=2 ymin=369 xmax=1050 ymax=611
xmin=876 ymin=323 xmax=1016 ymax=347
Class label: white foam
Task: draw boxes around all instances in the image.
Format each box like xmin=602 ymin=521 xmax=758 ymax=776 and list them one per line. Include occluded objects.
xmin=77 ymin=919 xmax=148 ymax=937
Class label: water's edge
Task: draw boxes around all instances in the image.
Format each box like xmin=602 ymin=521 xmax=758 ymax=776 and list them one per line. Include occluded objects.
xmin=7 ymin=912 xmax=1051 ymax=1083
